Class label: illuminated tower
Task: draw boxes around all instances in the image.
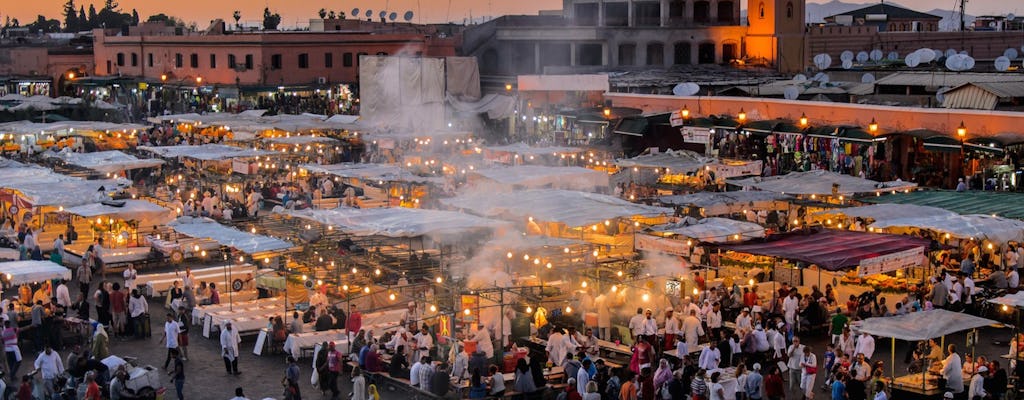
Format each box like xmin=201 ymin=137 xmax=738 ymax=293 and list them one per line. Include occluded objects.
xmin=746 ymin=0 xmax=806 ymax=72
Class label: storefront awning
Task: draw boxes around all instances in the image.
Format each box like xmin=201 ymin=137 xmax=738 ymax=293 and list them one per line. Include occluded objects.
xmin=613 ymin=117 xmax=648 ymax=136
xmin=715 ymin=229 xmax=931 ymax=271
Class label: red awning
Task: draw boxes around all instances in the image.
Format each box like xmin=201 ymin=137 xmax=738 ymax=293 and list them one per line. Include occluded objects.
xmin=715 ymin=229 xmax=931 ymax=271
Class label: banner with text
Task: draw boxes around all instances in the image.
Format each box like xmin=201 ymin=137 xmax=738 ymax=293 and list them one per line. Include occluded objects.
xmin=635 ymin=234 xmax=690 ymax=257
xmin=858 ymin=246 xmax=925 ymax=277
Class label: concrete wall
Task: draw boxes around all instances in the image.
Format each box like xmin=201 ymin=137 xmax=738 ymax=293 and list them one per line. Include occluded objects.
xmin=604 ymin=92 xmax=1024 ymax=137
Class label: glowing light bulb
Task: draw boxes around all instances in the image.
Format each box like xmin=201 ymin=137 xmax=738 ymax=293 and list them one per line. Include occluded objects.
xmin=611 ymin=285 xmax=618 ymax=292
xmin=436 ymin=277 xmax=443 ymax=283
xmin=693 ymin=288 xmax=699 ymax=295
xmin=525 ymin=306 xmax=532 ymax=313
xmin=565 ymin=306 xmax=572 ymax=313
xmin=593 ymin=250 xmax=599 ymax=257
xmin=546 ymin=262 xmax=552 ymax=269
xmin=317 ymin=280 xmax=323 ymax=286
xmin=642 ymin=293 xmax=650 ymax=302
xmin=352 ymin=268 xmax=358 ymax=274
xmin=533 ymin=258 xmax=540 ymax=265
xmin=389 ymin=293 xmax=396 ymax=301
xmin=523 ymin=254 xmax=530 ymax=261
xmin=302 ymin=275 xmax=308 ymax=281
xmin=617 ymin=271 xmax=623 ymax=277
xmin=564 ymin=248 xmax=570 ymax=253
xmin=507 ymin=252 xmax=513 ymax=259
xmin=363 ymin=287 xmax=371 ymax=293
xmin=430 ymin=305 xmax=437 ymax=312
xmin=374 ymin=269 xmax=381 ymax=276
xmin=464 ymin=308 xmax=471 ymax=315
xmin=342 ymin=285 xmax=349 ymax=291
xmin=581 ymin=281 xmax=588 ymax=288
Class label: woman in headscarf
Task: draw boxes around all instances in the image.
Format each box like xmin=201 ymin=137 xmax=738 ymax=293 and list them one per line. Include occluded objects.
xmin=653 ymin=358 xmax=673 ymax=390
xmin=366 ymin=384 xmax=380 ymax=400
xmin=92 ymin=324 xmax=110 ymax=360
xmin=513 ymin=358 xmax=537 ymax=394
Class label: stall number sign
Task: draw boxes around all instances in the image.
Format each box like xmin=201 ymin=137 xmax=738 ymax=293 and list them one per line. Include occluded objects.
xmin=681 ymin=126 xmax=711 ymax=144
xmin=858 ymin=246 xmax=925 ymax=277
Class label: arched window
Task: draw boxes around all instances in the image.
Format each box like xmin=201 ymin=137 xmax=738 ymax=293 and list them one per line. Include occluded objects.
xmin=759 ymin=2 xmax=765 ymax=19
xmin=786 ymin=2 xmax=794 ymax=18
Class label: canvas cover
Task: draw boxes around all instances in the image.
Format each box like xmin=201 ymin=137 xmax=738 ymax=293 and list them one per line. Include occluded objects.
xmin=855 ymin=309 xmax=997 ymax=340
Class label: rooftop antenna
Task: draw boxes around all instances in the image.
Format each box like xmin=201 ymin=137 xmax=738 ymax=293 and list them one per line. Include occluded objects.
xmin=958 ymin=0 xmax=968 ymax=31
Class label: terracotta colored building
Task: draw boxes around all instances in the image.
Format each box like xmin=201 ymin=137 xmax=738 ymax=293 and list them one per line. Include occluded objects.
xmin=0 ymin=46 xmax=93 ymax=96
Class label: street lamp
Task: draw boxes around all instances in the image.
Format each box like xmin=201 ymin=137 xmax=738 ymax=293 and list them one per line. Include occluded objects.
xmin=681 ymin=106 xmax=690 ymax=119
xmin=868 ymin=118 xmax=878 ymax=133
xmin=160 ymin=74 xmax=168 ymax=82
xmin=505 ymin=83 xmax=513 ymax=91
xmin=956 ymin=121 xmax=967 ymax=139
xmin=799 ymin=113 xmax=809 ymax=127
xmin=603 ymin=108 xmax=611 ymax=117
xmin=67 ymin=72 xmax=76 ymax=80
xmin=195 ymin=76 xmax=203 ymax=84
xmin=737 ymin=108 xmax=746 ymax=122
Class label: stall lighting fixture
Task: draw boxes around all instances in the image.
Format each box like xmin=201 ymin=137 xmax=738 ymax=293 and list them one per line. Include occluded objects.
xmin=957 ymin=121 xmax=967 ymax=138
xmin=737 ymin=108 xmax=746 ymax=122
xmin=868 ymin=118 xmax=878 ymax=133
xmin=799 ymin=113 xmax=808 ymax=127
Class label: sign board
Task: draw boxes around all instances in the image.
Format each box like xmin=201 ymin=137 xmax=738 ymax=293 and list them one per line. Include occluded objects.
xmin=635 ymin=234 xmax=690 ymax=257
xmin=858 ymin=246 xmax=925 ymax=277
xmin=711 ymin=160 xmax=763 ymax=178
xmin=681 ymin=126 xmax=711 ymax=144
xmin=670 ymin=111 xmax=686 ymax=127
xmin=231 ymin=159 xmax=252 ymax=175
xmin=460 ymin=295 xmax=479 ymax=326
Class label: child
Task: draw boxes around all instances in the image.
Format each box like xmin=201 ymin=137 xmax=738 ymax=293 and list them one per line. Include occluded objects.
xmin=675 ymin=335 xmax=688 ymax=360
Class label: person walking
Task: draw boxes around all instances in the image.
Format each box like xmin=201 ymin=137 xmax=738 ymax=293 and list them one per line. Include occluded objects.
xmin=220 ymin=321 xmax=242 ymax=375
xmin=161 ymin=313 xmax=180 ymax=370
xmin=283 ymin=356 xmax=301 ymax=400
xmin=800 ymin=346 xmax=817 ymax=400
xmin=167 ymin=348 xmax=184 ymax=400
xmin=176 ymin=306 xmax=190 ymax=361
xmin=787 ymin=337 xmax=806 ymax=392
xmin=317 ymin=341 xmax=342 ymax=399
xmin=765 ymin=366 xmax=785 ymax=400
xmin=33 ymin=344 xmax=63 ymax=398
xmin=746 ymin=363 xmax=764 ymax=400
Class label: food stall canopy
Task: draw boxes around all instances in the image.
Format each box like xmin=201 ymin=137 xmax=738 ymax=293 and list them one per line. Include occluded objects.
xmin=44 ymin=149 xmax=165 ymax=173
xmin=484 ymin=143 xmax=584 ymax=156
xmin=862 ymin=190 xmax=1024 ymax=220
xmin=616 ymin=149 xmax=714 ymax=173
xmin=64 ymin=200 xmax=175 ymax=227
xmin=815 ymin=204 xmax=956 ymax=221
xmin=870 ymin=214 xmax=1024 ymax=245
xmin=301 ymin=163 xmax=441 ymax=184
xmin=468 ymin=166 xmax=609 ymax=192
xmin=659 ymin=191 xmax=791 ymax=215
xmin=988 ymin=292 xmax=1024 ymax=308
xmin=483 ymin=232 xmax=585 ymax=251
xmin=715 ymin=229 xmax=931 ymax=271
xmin=264 ymin=135 xmax=340 ymax=145
xmin=138 ymin=144 xmax=274 ymax=161
xmin=652 ymin=217 xmax=766 ymax=243
xmin=855 ymin=309 xmax=997 ymax=341
xmin=284 ymin=207 xmax=508 ymax=238
xmin=729 ymin=170 xmax=917 ymax=196
xmin=0 ymin=121 xmax=148 ymax=135
xmin=442 ymin=189 xmax=671 ymax=228
xmin=167 ymin=217 xmax=294 ymax=254
xmin=5 ymin=179 xmax=125 ymax=207
xmin=0 ymin=260 xmax=71 ymax=285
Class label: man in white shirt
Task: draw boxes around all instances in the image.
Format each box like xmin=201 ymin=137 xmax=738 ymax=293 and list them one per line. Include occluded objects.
xmin=123 ymin=264 xmax=138 ymax=290
xmin=698 ymin=343 xmax=721 ymax=370
xmin=855 ymin=332 xmax=876 ymax=360
xmin=786 ymin=337 xmax=805 ymax=391
xmin=409 ymin=357 xmax=423 ymax=387
xmin=664 ymin=309 xmax=680 ymax=349
xmin=681 ymin=310 xmax=705 ymax=347
xmin=782 ymin=290 xmax=799 ymax=331
xmin=220 ymin=320 xmax=242 ymax=375
xmin=941 ymin=344 xmax=964 ymax=394
xmin=576 ymin=359 xmax=591 ymax=395
xmin=961 ymin=272 xmax=975 ymax=307
xmin=52 ymin=234 xmax=65 ymax=263
xmin=639 ymin=309 xmax=658 ymax=345
xmin=128 ymin=290 xmax=148 ymax=339
xmin=412 ymin=325 xmax=434 ymax=366
xmin=769 ymin=323 xmax=787 ymax=360
xmin=1010 ymin=268 xmax=1021 ymax=289
xmin=33 ymin=344 xmax=64 ymax=397
xmin=628 ymin=307 xmax=644 ymax=342
xmin=969 ymin=366 xmax=988 ymax=400
xmin=229 ymin=387 xmax=251 ymax=400
xmin=752 ymin=325 xmax=770 ymax=353
xmin=546 ymin=328 xmax=569 ymax=367
xmin=735 ymin=307 xmax=752 ymax=335
xmin=706 ymin=302 xmax=723 ymax=337
xmin=799 ymin=346 xmax=818 ymax=400
xmin=951 ymin=276 xmax=964 ymax=306
xmin=55 ymin=280 xmax=71 ymax=308
xmin=161 ymin=313 xmax=180 ymax=368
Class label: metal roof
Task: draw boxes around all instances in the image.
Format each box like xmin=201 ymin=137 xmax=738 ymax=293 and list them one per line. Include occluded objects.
xmin=826 ymin=3 xmax=942 ymax=20
xmin=949 ymin=82 xmax=1024 ymax=98
xmin=861 ymin=190 xmax=1024 ymax=220
xmin=874 ymin=72 xmax=1024 ymax=88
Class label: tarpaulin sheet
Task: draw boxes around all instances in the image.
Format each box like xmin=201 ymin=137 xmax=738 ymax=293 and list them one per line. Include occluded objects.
xmin=715 ymin=229 xmax=931 ymax=271
xmin=167 ymin=217 xmax=294 ymax=254
xmin=442 ymin=189 xmax=671 ymax=228
xmin=862 ymin=190 xmax=1024 ymax=220
xmin=45 ymin=149 xmax=164 ymax=173
xmin=484 ymin=143 xmax=584 ymax=156
xmin=870 ymin=214 xmax=1024 ymax=245
xmin=855 ymin=309 xmax=997 ymax=341
xmin=468 ymin=166 xmax=609 ymax=192
xmin=301 ymin=163 xmax=440 ymax=184
xmin=64 ymin=200 xmax=175 ymax=227
xmin=447 ymin=94 xmax=515 ymax=119
xmin=651 ymin=217 xmax=766 ymax=243
xmin=359 ymin=56 xmax=446 ymax=131
xmin=0 ymin=260 xmax=71 ymax=285
xmin=445 ymin=57 xmax=481 ymax=100
xmin=814 ymin=204 xmax=956 ymax=222
xmin=616 ymin=149 xmax=715 ymax=173
xmin=283 ymin=207 xmax=507 ymax=238
xmin=728 ymin=170 xmax=918 ymax=195
xmin=138 ymin=144 xmax=274 ymax=161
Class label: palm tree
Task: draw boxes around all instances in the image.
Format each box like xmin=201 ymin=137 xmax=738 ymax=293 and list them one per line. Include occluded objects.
xmin=318 ymin=8 xmax=327 ymax=19
xmin=232 ymin=10 xmax=240 ymax=29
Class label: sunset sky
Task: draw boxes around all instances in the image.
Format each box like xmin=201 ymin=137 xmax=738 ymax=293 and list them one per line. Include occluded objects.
xmin=1 ymin=0 xmax=1013 ymax=27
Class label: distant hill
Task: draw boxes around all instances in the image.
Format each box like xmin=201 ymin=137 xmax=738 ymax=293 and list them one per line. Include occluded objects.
xmin=805 ymin=0 xmax=975 ymax=31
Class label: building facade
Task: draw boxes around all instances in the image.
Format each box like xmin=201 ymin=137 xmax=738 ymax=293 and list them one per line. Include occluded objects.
xmin=823 ymin=4 xmax=941 ymax=32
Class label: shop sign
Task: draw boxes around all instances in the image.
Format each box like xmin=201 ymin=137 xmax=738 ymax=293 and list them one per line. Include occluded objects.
xmin=635 ymin=234 xmax=690 ymax=256
xmin=711 ymin=160 xmax=763 ymax=178
xmin=681 ymin=126 xmax=711 ymax=144
xmin=858 ymin=246 xmax=925 ymax=277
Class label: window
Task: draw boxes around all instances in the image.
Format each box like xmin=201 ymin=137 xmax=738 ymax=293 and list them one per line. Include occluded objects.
xmin=271 ymin=54 xmax=282 ymax=70
xmin=343 ymin=53 xmax=354 ymax=67
xmin=298 ymin=53 xmax=309 ymax=69
xmin=759 ymin=2 xmax=765 ymax=18
xmin=116 ymin=53 xmax=125 ymax=66
xmin=106 ymin=60 xmax=111 ymax=74
xmin=147 ymin=53 xmax=154 ymax=67
xmin=245 ymin=55 xmax=254 ymax=69
xmin=209 ymin=54 xmax=217 ymax=68
xmin=228 ymin=54 xmax=237 ymax=69
xmin=786 ymin=2 xmax=793 ymax=18
xmin=175 ymin=53 xmax=183 ymax=68
xmin=190 ymin=53 xmax=199 ymax=68
xmin=324 ymin=53 xmax=333 ymax=68
xmin=131 ymin=53 xmax=138 ymax=67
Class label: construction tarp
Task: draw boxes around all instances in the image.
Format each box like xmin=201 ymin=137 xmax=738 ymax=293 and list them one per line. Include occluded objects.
xmin=445 ymin=57 xmax=482 ymax=100
xmin=45 ymin=149 xmax=164 ymax=173
xmin=715 ymin=229 xmax=931 ymax=271
xmin=64 ymin=200 xmax=175 ymax=227
xmin=283 ymin=207 xmax=507 ymax=238
xmin=870 ymin=214 xmax=1024 ymax=245
xmin=167 ymin=217 xmax=294 ymax=254
xmin=0 ymin=260 xmax=71 ymax=285
xmin=729 ymin=170 xmax=918 ymax=196
xmin=854 ymin=309 xmax=997 ymax=341
xmin=861 ymin=190 xmax=1024 ymax=220
xmin=659 ymin=191 xmax=791 ymax=216
xmin=447 ymin=94 xmax=515 ymax=119
xmin=4 ymin=179 xmax=125 ymax=207
xmin=988 ymin=292 xmax=1024 ymax=308
xmin=468 ymin=166 xmax=609 ymax=192
xmin=442 ymin=189 xmax=671 ymax=228
xmin=138 ymin=144 xmax=274 ymax=161
xmin=517 ymin=74 xmax=609 ymax=92
xmin=651 ymin=217 xmax=766 ymax=243
xmin=616 ymin=149 xmax=714 ymax=173
xmin=359 ymin=56 xmax=446 ymax=131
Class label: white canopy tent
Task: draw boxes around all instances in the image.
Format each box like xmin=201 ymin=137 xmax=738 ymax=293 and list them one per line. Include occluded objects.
xmin=64 ymin=200 xmax=175 ymax=228
xmin=265 ymin=135 xmax=340 ymax=145
xmin=729 ymin=170 xmax=917 ymax=196
xmin=138 ymin=144 xmax=274 ymax=161
xmin=988 ymin=292 xmax=1024 ymax=308
xmin=870 ymin=214 xmax=1024 ymax=245
xmin=300 ymin=163 xmax=438 ymax=184
xmin=4 ymin=179 xmax=125 ymax=207
xmin=650 ymin=217 xmax=766 ymax=243
xmin=442 ymin=189 xmax=671 ymax=227
xmin=814 ymin=204 xmax=957 ymax=222
xmin=468 ymin=166 xmax=609 ymax=192
xmin=0 ymin=121 xmax=148 ymax=136
xmin=484 ymin=143 xmax=584 ymax=156
xmin=615 ymin=149 xmax=714 ymax=173
xmin=45 ymin=149 xmax=165 ymax=173
xmin=659 ymin=191 xmax=791 ymax=216
xmin=167 ymin=217 xmax=294 ymax=254
xmin=283 ymin=207 xmax=508 ymax=238
xmin=0 ymin=260 xmax=71 ymax=285
xmin=855 ymin=309 xmax=997 ymax=341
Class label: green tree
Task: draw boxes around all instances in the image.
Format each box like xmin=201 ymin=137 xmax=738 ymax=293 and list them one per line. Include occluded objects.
xmin=27 ymin=15 xmax=61 ymax=33
xmin=78 ymin=6 xmax=87 ymax=29
xmin=262 ymin=7 xmax=280 ymax=30
xmin=88 ymin=4 xmax=97 ymax=23
xmin=146 ymin=13 xmax=182 ymax=27
xmin=318 ymin=8 xmax=327 ymax=19
xmin=62 ymin=0 xmax=78 ymax=32
xmin=103 ymin=0 xmax=118 ymax=12
xmin=232 ymin=10 xmax=241 ymax=29
xmin=131 ymin=9 xmax=139 ymax=25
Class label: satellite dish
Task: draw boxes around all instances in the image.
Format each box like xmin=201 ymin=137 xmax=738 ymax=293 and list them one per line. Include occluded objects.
xmin=820 ymin=81 xmax=830 ymax=88
xmin=856 ymin=51 xmax=869 ymax=63
xmin=945 ymin=48 xmax=957 ymax=58
xmin=917 ymin=48 xmax=936 ymax=63
xmin=379 ymin=11 xmax=387 ymax=19
xmin=870 ymin=49 xmax=883 ymax=61
xmin=842 ymin=59 xmax=853 ymax=69
xmin=817 ymin=74 xmax=830 ymax=83
xmin=905 ymin=53 xmax=921 ymax=67
xmin=389 ymin=12 xmax=398 ymax=21
xmin=365 ymin=9 xmax=373 ymax=18
xmin=404 ymin=11 xmax=414 ymax=21
xmin=794 ymin=73 xmax=808 ymax=82
xmin=352 ymin=8 xmax=360 ymax=17
xmin=783 ymin=86 xmax=800 ymax=100
xmin=813 ymin=53 xmax=832 ymax=70
xmin=959 ymin=50 xmax=969 ymax=56
xmin=887 ymin=51 xmax=899 ymax=60
xmin=672 ymin=82 xmax=700 ymax=96
xmin=989 ymin=21 xmax=999 ymax=28
xmin=995 ymin=56 xmax=1012 ymax=71
xmin=936 ymin=87 xmax=951 ymax=103
xmin=861 ymin=73 xmax=876 ymax=83
xmin=1004 ymin=48 xmax=1019 ymax=59
xmin=962 ymin=56 xmax=975 ymax=70
xmin=813 ymin=72 xmax=826 ymax=81
xmin=1009 ymin=13 xmax=1017 ymax=20
xmin=840 ymin=51 xmax=855 ymax=62
xmin=945 ymin=54 xmax=972 ymax=71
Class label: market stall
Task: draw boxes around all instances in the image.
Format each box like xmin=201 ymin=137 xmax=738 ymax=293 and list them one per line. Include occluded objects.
xmin=165 ymin=216 xmax=296 ymax=257
xmin=729 ymin=170 xmax=918 ymax=197
xmin=855 ymin=310 xmax=999 ymax=398
xmin=466 ymin=165 xmax=609 ymax=192
xmin=0 ymin=260 xmax=71 ymax=286
xmin=862 ymin=190 xmax=1024 ymax=220
xmin=658 ymin=191 xmax=791 ymax=219
xmin=44 ymin=149 xmax=165 ymax=175
xmin=482 ymin=143 xmax=584 ymax=165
